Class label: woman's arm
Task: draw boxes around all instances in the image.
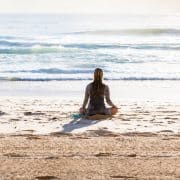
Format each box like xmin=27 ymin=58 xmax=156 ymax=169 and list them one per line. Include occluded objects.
xmin=105 ymin=85 xmax=116 ymax=107
xmin=82 ymin=84 xmax=90 ymax=108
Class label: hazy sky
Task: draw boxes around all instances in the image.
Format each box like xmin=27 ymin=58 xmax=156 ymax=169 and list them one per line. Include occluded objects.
xmin=0 ymin=0 xmax=180 ymax=14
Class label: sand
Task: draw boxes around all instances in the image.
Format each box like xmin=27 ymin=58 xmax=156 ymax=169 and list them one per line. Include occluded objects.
xmin=0 ymin=134 xmax=180 ymax=179
xmin=0 ymin=96 xmax=179 ymax=179
xmin=0 ymin=97 xmax=179 ymax=135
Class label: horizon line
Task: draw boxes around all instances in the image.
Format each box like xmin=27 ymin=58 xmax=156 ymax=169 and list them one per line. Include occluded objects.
xmin=0 ymin=12 xmax=180 ymax=15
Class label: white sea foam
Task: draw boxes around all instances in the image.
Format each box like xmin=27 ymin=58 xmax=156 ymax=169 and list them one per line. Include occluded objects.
xmin=0 ymin=14 xmax=180 ymax=81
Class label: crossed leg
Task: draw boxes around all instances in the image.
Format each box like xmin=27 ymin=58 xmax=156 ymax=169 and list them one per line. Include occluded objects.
xmin=79 ymin=107 xmax=118 ymax=116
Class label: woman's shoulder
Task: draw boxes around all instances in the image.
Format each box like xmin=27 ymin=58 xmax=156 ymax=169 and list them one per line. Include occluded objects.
xmin=103 ymin=83 xmax=108 ymax=88
xmin=87 ymin=82 xmax=92 ymax=87
xmin=86 ymin=83 xmax=92 ymax=90
xmin=103 ymin=84 xmax=109 ymax=91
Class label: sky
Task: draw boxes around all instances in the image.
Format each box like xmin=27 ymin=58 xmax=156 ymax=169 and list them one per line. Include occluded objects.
xmin=0 ymin=0 xmax=180 ymax=14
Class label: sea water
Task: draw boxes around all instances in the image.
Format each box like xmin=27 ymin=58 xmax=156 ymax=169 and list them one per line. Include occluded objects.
xmin=0 ymin=14 xmax=180 ymax=81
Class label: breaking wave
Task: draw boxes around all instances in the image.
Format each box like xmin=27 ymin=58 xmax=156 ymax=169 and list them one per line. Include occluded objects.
xmin=1 ymin=77 xmax=180 ymax=81
xmin=0 ymin=42 xmax=180 ymax=54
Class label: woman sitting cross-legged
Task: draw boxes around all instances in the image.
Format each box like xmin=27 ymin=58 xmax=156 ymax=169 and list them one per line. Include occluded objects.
xmin=80 ymin=68 xmax=118 ymax=116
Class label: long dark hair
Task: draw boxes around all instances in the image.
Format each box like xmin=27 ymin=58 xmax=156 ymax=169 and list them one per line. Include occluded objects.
xmin=90 ymin=68 xmax=105 ymax=97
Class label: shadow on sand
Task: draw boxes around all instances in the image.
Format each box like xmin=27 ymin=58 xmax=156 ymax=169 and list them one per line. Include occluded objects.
xmin=61 ymin=114 xmax=112 ymax=133
xmin=61 ymin=117 xmax=99 ymax=133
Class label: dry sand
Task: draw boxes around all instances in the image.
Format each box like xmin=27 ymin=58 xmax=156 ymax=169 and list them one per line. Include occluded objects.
xmin=0 ymin=97 xmax=180 ymax=135
xmin=0 ymin=97 xmax=180 ymax=179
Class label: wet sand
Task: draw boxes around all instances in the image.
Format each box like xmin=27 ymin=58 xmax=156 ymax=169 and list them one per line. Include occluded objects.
xmin=0 ymin=134 xmax=180 ymax=179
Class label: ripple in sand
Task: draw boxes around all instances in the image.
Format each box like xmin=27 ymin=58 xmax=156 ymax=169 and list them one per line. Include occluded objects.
xmin=0 ymin=111 xmax=6 ymax=116
xmin=168 ymin=121 xmax=175 ymax=124
xmin=158 ymin=130 xmax=174 ymax=133
xmin=70 ymin=136 xmax=90 ymax=140
xmin=16 ymin=129 xmax=35 ymax=135
xmin=164 ymin=117 xmax=178 ymax=120
xmin=157 ymin=110 xmax=177 ymax=113
xmin=122 ymin=132 xmax=157 ymax=137
xmin=24 ymin=111 xmax=45 ymax=116
xmin=86 ymin=130 xmax=120 ymax=137
xmin=44 ymin=156 xmax=59 ymax=160
xmin=9 ymin=118 xmax=20 ymax=122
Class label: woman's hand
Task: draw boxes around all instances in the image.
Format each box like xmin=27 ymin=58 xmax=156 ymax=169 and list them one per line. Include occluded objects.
xmin=79 ymin=107 xmax=85 ymax=114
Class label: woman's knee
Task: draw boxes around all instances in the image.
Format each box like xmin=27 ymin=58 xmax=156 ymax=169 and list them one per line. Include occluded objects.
xmin=111 ymin=107 xmax=118 ymax=115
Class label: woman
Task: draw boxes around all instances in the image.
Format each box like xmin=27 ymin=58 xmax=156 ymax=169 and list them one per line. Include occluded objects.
xmin=80 ymin=68 xmax=118 ymax=116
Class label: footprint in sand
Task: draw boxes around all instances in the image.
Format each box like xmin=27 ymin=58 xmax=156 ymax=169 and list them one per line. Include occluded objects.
xmin=0 ymin=111 xmax=6 ymax=116
xmin=24 ymin=112 xmax=45 ymax=116
xmin=95 ymin=152 xmax=112 ymax=157
xmin=9 ymin=118 xmax=20 ymax=122
xmin=44 ymin=156 xmax=59 ymax=160
xmin=168 ymin=121 xmax=175 ymax=124
xmin=35 ymin=176 xmax=58 ymax=180
xmin=110 ymin=175 xmax=135 ymax=179
xmin=3 ymin=153 xmax=28 ymax=158
xmin=51 ymin=117 xmax=58 ymax=120
xmin=127 ymin=153 xmax=137 ymax=157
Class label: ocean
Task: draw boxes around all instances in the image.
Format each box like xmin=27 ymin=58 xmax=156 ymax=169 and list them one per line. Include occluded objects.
xmin=0 ymin=14 xmax=180 ymax=81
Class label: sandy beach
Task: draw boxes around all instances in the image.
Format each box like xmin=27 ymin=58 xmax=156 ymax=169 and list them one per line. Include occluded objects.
xmin=0 ymin=96 xmax=180 ymax=135
xmin=0 ymin=134 xmax=180 ymax=179
xmin=0 ymin=10 xmax=180 ymax=179
xmin=0 ymin=80 xmax=180 ymax=179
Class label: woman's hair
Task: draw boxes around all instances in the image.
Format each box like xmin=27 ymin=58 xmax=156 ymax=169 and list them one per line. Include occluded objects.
xmin=91 ymin=68 xmax=105 ymax=96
